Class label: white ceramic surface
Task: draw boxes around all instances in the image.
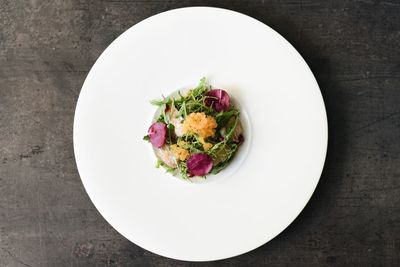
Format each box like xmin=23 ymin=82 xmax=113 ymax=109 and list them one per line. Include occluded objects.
xmin=74 ymin=7 xmax=328 ymax=261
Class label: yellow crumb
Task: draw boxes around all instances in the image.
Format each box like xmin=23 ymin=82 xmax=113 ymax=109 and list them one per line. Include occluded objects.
xmin=177 ymin=140 xmax=188 ymax=148
xmin=203 ymin=142 xmax=213 ymax=151
xmin=170 ymin=144 xmax=189 ymax=161
xmin=182 ymin=112 xmax=217 ymax=139
xmin=198 ymin=136 xmax=213 ymax=151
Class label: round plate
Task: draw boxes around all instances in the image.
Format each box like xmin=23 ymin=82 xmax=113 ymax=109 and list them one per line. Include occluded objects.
xmin=74 ymin=7 xmax=327 ymax=261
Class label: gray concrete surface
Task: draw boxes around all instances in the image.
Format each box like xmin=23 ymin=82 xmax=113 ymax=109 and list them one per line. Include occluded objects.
xmin=1 ymin=0 xmax=399 ymax=266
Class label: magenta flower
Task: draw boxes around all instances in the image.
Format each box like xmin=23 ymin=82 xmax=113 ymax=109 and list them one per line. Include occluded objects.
xmin=187 ymin=153 xmax=213 ymax=176
xmin=205 ymin=89 xmax=230 ymax=112
xmin=148 ymin=122 xmax=167 ymax=148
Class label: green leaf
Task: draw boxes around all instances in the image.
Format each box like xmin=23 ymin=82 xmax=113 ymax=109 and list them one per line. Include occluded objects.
xmin=210 ymin=143 xmax=239 ymax=174
xmin=156 ymin=159 xmax=177 ymax=173
xmin=161 ymin=104 xmax=169 ymax=124
xmin=216 ymin=109 xmax=239 ymax=128
xmin=166 ymin=123 xmax=175 ymax=144
xmin=155 ymin=114 xmax=164 ymax=123
xmin=178 ymin=161 xmax=189 ymax=179
xmin=177 ymin=100 xmax=187 ymax=118
xmin=143 ymin=135 xmax=150 ymax=142
xmin=150 ymin=97 xmax=169 ymax=106
xmin=155 ymin=159 xmax=162 ymax=168
xmin=224 ymin=116 xmax=239 ymax=142
xmin=190 ymin=77 xmax=209 ymax=99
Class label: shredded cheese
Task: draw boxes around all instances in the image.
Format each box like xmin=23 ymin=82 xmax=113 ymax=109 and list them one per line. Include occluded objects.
xmin=177 ymin=140 xmax=188 ymax=147
xmin=182 ymin=112 xmax=217 ymax=139
xmin=170 ymin=144 xmax=189 ymax=161
xmin=198 ymin=136 xmax=213 ymax=151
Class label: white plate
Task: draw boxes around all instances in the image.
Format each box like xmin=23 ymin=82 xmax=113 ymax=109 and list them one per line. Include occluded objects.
xmin=74 ymin=7 xmax=327 ymax=261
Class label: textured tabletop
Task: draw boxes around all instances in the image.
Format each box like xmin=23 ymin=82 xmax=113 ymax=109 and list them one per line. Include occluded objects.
xmin=1 ymin=1 xmax=399 ymax=266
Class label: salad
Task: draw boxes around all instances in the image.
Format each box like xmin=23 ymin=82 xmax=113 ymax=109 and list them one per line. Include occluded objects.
xmin=143 ymin=78 xmax=244 ymax=179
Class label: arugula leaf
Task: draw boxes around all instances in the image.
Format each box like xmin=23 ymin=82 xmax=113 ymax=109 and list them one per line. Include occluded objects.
xmin=161 ymin=104 xmax=169 ymax=124
xmin=150 ymin=97 xmax=169 ymax=106
xmin=178 ymin=161 xmax=189 ymax=179
xmin=210 ymin=143 xmax=239 ymax=174
xmin=224 ymin=115 xmax=239 ymax=142
xmin=208 ymin=115 xmax=239 ymax=156
xmin=156 ymin=114 xmax=165 ymax=123
xmin=166 ymin=123 xmax=175 ymax=144
xmin=216 ymin=109 xmax=239 ymax=128
xmin=177 ymin=100 xmax=187 ymax=118
xmin=156 ymin=159 xmax=176 ymax=173
xmin=191 ymin=77 xmax=208 ymax=99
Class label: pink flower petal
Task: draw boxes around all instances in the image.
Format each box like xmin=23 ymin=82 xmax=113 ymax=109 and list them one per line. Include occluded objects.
xmin=187 ymin=153 xmax=213 ymax=176
xmin=205 ymin=89 xmax=230 ymax=112
xmin=148 ymin=122 xmax=167 ymax=148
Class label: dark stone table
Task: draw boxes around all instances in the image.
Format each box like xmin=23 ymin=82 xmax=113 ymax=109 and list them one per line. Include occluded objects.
xmin=1 ymin=1 xmax=399 ymax=266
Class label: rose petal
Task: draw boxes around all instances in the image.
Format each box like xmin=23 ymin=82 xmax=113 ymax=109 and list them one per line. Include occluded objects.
xmin=186 ymin=153 xmax=213 ymax=176
xmin=205 ymin=89 xmax=230 ymax=112
xmin=148 ymin=122 xmax=167 ymax=148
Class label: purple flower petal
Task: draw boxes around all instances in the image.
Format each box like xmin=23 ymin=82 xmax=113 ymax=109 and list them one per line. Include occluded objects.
xmin=148 ymin=122 xmax=167 ymax=148
xmin=205 ymin=89 xmax=230 ymax=112
xmin=187 ymin=153 xmax=213 ymax=176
